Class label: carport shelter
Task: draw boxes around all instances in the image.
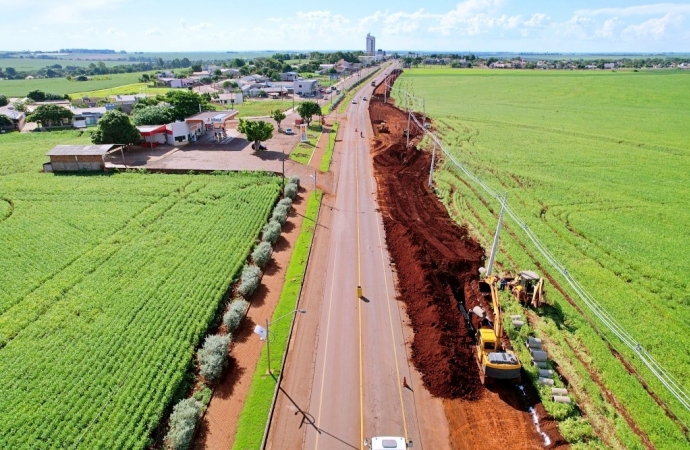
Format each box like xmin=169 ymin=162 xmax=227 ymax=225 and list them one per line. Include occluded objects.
xmin=45 ymin=144 xmax=121 ymax=172
xmin=137 ymin=124 xmax=167 ymax=147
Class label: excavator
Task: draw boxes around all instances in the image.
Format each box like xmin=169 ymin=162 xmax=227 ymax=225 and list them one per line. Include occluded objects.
xmin=474 ymin=193 xmax=521 ymax=384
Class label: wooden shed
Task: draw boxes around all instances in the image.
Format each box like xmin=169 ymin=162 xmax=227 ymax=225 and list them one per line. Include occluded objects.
xmin=45 ymin=144 xmax=121 ymax=172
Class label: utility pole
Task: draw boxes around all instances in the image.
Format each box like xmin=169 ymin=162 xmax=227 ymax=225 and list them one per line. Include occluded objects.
xmin=428 ymin=139 xmax=436 ymax=188
xmin=406 ymin=109 xmax=411 ymax=147
xmin=486 ymin=192 xmax=508 ymax=277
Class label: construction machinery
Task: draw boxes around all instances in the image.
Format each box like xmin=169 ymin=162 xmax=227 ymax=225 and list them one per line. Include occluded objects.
xmin=511 ymin=270 xmax=545 ymax=308
xmin=474 ymin=193 xmax=521 ymax=384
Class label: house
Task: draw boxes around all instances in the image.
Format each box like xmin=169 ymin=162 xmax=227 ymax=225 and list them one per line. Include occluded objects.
xmin=158 ymin=77 xmax=187 ymax=88
xmin=221 ymin=68 xmax=240 ymax=78
xmin=166 ymin=121 xmax=191 ymax=145
xmin=294 ymin=79 xmax=320 ymax=96
xmin=319 ymin=64 xmax=335 ymax=74
xmin=281 ymin=72 xmax=299 ymax=81
xmin=217 ymin=93 xmax=244 ymax=105
xmin=72 ymin=106 xmax=106 ymax=128
xmin=604 ymin=63 xmax=617 ymax=70
xmin=0 ymin=104 xmax=26 ymax=131
xmin=45 ymin=144 xmax=122 ymax=172
xmin=112 ymin=94 xmax=146 ymax=114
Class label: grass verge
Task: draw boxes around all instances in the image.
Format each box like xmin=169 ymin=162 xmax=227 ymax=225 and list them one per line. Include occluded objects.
xmin=319 ymin=122 xmax=338 ymax=172
xmin=231 ymin=189 xmax=323 ymax=450
xmin=289 ymin=123 xmax=322 ymax=165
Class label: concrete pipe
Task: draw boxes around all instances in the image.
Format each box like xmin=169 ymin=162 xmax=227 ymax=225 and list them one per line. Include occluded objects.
xmin=526 ymin=337 xmax=542 ymax=346
xmin=512 ymin=320 xmax=525 ymax=328
xmin=533 ymin=361 xmax=548 ymax=369
xmin=510 ymin=314 xmax=522 ymax=320
xmin=530 ymin=350 xmax=548 ymax=362
xmin=553 ymin=395 xmax=572 ymax=404
xmin=539 ymin=377 xmax=555 ymax=386
xmin=526 ymin=341 xmax=542 ymax=350
xmin=551 ymin=388 xmax=569 ymax=396
xmin=538 ymin=369 xmax=554 ymax=378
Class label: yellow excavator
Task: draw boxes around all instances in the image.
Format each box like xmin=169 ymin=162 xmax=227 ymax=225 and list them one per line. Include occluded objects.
xmin=475 ymin=193 xmax=521 ymax=384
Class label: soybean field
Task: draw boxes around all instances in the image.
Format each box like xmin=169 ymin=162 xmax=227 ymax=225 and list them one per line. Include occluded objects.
xmin=0 ymin=132 xmax=281 ymax=449
xmin=394 ymin=68 xmax=690 ymax=449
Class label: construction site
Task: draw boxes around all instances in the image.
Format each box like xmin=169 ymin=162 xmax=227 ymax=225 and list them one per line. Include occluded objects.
xmin=367 ymin=70 xmax=567 ymax=449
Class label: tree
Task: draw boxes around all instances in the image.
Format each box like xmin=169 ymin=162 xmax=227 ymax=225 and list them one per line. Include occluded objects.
xmin=191 ymin=64 xmax=202 ymax=72
xmin=296 ymin=101 xmax=321 ymax=127
xmin=271 ymin=109 xmax=286 ymax=131
xmin=91 ymin=110 xmax=141 ymax=145
xmin=238 ymin=119 xmax=274 ymax=150
xmin=0 ymin=95 xmax=7 ymax=107
xmin=27 ymin=104 xmax=73 ymax=127
xmin=27 ymin=90 xmax=46 ymax=102
xmin=165 ymin=89 xmax=207 ymax=121
xmin=132 ymin=105 xmax=173 ymax=126
xmin=5 ymin=67 xmax=17 ymax=78
xmin=0 ymin=115 xmax=13 ymax=127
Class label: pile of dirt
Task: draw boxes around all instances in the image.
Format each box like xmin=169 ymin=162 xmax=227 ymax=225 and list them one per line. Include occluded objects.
xmin=369 ymin=78 xmax=485 ymax=399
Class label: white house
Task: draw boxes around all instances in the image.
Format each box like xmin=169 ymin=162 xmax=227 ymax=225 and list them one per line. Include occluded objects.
xmin=166 ymin=121 xmax=191 ymax=145
xmin=281 ymin=72 xmax=299 ymax=81
xmin=293 ymin=79 xmax=320 ymax=96
xmin=217 ymin=93 xmax=243 ymax=105
xmin=72 ymin=106 xmax=107 ymax=128
xmin=604 ymin=62 xmax=617 ymax=70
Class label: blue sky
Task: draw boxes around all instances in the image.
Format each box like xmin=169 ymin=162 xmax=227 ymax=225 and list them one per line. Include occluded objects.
xmin=2 ymin=0 xmax=689 ymax=53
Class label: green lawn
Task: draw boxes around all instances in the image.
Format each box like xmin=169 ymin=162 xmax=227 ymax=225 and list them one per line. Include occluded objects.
xmin=232 ymin=189 xmax=322 ymax=450
xmin=0 ymin=72 xmax=147 ymax=97
xmin=0 ymin=131 xmax=281 ymax=449
xmin=320 ymin=122 xmax=339 ymax=172
xmin=234 ymin=99 xmax=295 ymax=118
xmin=289 ymin=124 xmax=322 ymax=165
xmin=69 ymin=83 xmax=171 ymax=99
xmin=394 ymin=67 xmax=690 ymax=449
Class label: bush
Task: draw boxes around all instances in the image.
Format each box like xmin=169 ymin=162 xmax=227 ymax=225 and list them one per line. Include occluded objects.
xmin=192 ymin=387 xmax=213 ymax=407
xmin=198 ymin=334 xmax=232 ymax=382
xmin=262 ymin=220 xmax=282 ymax=245
xmin=288 ymin=175 xmax=301 ymax=187
xmin=284 ymin=182 xmax=298 ymax=200
xmin=0 ymin=95 xmax=7 ymax=107
xmin=237 ymin=265 xmax=261 ymax=297
xmin=223 ymin=299 xmax=249 ymax=332
xmin=271 ymin=204 xmax=289 ymax=225
xmin=277 ymin=197 xmax=293 ymax=209
xmin=165 ymin=398 xmax=204 ymax=450
xmin=252 ymin=241 xmax=273 ymax=268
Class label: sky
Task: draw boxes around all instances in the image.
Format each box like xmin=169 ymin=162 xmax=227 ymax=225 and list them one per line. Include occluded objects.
xmin=1 ymin=0 xmax=689 ymax=53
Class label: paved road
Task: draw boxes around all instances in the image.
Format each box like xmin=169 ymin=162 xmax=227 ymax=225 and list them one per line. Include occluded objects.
xmin=268 ymin=63 xmax=448 ymax=449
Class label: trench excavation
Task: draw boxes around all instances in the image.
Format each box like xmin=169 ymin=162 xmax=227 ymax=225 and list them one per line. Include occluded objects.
xmin=368 ymin=70 xmax=566 ymax=449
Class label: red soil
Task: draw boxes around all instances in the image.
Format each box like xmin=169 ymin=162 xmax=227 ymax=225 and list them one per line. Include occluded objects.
xmin=369 ymin=71 xmax=567 ymax=449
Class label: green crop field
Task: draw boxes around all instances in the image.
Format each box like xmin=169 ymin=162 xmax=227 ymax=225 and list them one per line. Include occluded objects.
xmin=0 ymin=131 xmax=281 ymax=449
xmin=0 ymin=72 xmax=146 ymax=98
xmin=394 ymin=68 xmax=690 ymax=449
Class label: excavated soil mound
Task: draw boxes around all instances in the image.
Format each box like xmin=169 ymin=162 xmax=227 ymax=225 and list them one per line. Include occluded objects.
xmin=369 ymin=72 xmax=567 ymax=448
xmin=369 ymin=81 xmax=484 ymax=399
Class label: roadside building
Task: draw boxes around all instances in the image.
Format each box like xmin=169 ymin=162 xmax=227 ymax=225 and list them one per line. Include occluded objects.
xmin=185 ymin=110 xmax=239 ymax=137
xmin=113 ymin=94 xmax=146 ymax=114
xmin=137 ymin=124 xmax=167 ymax=147
xmin=217 ymin=93 xmax=243 ymax=105
xmin=293 ymin=79 xmax=320 ymax=96
xmin=45 ymin=144 xmax=122 ymax=172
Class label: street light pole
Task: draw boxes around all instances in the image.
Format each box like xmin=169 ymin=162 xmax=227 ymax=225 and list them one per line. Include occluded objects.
xmin=260 ymin=309 xmax=307 ymax=375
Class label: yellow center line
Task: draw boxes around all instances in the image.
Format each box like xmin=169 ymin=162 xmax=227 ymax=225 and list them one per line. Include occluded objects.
xmin=314 ymin=244 xmax=339 ymax=450
xmin=375 ymin=208 xmax=410 ymax=440
xmin=355 ymin=120 xmax=365 ymax=450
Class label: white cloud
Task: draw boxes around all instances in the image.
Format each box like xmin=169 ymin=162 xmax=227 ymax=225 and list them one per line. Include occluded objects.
xmin=623 ymin=12 xmax=684 ymax=39
xmin=179 ymin=19 xmax=212 ymax=32
xmin=595 ymin=17 xmax=623 ymax=38
xmin=576 ymin=3 xmax=690 ymax=16
xmin=146 ymin=27 xmax=162 ymax=36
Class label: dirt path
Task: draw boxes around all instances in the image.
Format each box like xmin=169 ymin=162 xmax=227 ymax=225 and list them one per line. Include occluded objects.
xmin=369 ymin=71 xmax=566 ymax=449
xmin=192 ymin=191 xmax=308 ymax=450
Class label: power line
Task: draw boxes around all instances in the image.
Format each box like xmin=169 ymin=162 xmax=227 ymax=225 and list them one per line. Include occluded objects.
xmin=396 ymin=90 xmax=690 ymax=417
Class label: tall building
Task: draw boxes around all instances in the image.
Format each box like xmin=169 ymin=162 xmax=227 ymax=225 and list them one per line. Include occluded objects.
xmin=366 ymin=33 xmax=375 ymax=55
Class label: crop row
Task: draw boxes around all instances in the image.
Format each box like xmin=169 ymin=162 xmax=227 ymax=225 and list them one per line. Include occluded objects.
xmin=0 ymin=173 xmax=280 ymax=449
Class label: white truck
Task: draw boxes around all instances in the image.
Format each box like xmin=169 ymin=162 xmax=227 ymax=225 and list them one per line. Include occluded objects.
xmin=364 ymin=436 xmax=413 ymax=450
